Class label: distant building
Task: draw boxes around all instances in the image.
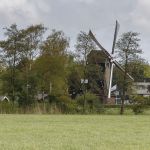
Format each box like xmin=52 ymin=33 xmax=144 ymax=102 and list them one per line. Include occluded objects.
xmin=35 ymin=93 xmax=49 ymax=101
xmin=0 ymin=96 xmax=10 ymax=102
xmin=111 ymin=78 xmax=150 ymax=105
xmin=133 ymin=78 xmax=150 ymax=97
xmin=111 ymin=90 xmax=131 ymax=105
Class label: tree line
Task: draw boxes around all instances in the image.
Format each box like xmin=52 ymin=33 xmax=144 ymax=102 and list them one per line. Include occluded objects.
xmin=0 ymin=24 xmax=149 ymax=114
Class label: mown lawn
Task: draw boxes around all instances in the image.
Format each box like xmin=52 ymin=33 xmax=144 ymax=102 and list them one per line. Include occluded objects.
xmin=0 ymin=115 xmax=150 ymax=150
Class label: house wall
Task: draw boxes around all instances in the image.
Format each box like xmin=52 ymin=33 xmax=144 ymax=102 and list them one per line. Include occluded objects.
xmin=133 ymin=82 xmax=150 ymax=96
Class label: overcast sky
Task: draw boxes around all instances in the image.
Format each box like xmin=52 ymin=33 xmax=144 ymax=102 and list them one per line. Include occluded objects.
xmin=0 ymin=0 xmax=150 ymax=62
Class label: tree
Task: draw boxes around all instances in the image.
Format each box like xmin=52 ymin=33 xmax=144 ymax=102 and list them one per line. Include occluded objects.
xmin=34 ymin=30 xmax=69 ymax=97
xmin=0 ymin=24 xmax=45 ymax=106
xmin=116 ymin=32 xmax=142 ymax=114
xmin=0 ymin=24 xmax=22 ymax=101
xmin=144 ymin=64 xmax=150 ymax=78
xmin=126 ymin=56 xmax=149 ymax=81
xmin=17 ymin=24 xmax=45 ymax=106
xmin=75 ymin=31 xmax=96 ymax=112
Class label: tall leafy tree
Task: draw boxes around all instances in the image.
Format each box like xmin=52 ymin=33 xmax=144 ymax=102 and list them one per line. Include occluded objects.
xmin=144 ymin=64 xmax=150 ymax=78
xmin=67 ymin=56 xmax=84 ymax=99
xmin=75 ymin=31 xmax=96 ymax=112
xmin=0 ymin=24 xmax=22 ymax=101
xmin=0 ymin=24 xmax=45 ymax=106
xmin=116 ymin=31 xmax=142 ymax=114
xmin=128 ymin=57 xmax=149 ymax=81
xmin=34 ymin=30 xmax=69 ymax=97
xmin=17 ymin=24 xmax=45 ymax=106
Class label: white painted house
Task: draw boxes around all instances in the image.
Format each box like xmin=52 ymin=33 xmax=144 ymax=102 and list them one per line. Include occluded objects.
xmin=133 ymin=78 xmax=150 ymax=97
xmin=0 ymin=96 xmax=10 ymax=102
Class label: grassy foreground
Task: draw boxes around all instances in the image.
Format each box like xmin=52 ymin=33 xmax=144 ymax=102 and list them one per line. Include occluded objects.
xmin=0 ymin=115 xmax=150 ymax=150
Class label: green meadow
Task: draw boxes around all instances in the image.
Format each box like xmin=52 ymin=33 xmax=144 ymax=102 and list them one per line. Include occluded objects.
xmin=0 ymin=115 xmax=150 ymax=150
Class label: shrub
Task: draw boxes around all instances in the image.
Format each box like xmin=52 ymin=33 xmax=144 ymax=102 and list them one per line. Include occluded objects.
xmin=75 ymin=92 xmax=102 ymax=113
xmin=57 ymin=95 xmax=77 ymax=113
xmin=132 ymin=95 xmax=146 ymax=105
xmin=48 ymin=95 xmax=58 ymax=104
xmin=132 ymin=96 xmax=146 ymax=114
xmin=132 ymin=105 xmax=144 ymax=114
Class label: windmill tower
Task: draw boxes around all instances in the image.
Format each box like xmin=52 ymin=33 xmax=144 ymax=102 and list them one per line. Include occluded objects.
xmin=89 ymin=21 xmax=134 ymax=103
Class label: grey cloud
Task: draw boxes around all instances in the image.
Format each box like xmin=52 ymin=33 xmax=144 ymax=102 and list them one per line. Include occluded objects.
xmin=0 ymin=0 xmax=149 ymax=62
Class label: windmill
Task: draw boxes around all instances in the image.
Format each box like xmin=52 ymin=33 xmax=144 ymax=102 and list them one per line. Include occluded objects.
xmin=89 ymin=21 xmax=134 ymax=101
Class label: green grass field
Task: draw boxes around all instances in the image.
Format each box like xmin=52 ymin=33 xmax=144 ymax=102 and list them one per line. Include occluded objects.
xmin=0 ymin=115 xmax=150 ymax=150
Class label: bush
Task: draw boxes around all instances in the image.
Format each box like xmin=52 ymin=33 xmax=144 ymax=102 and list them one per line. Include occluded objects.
xmin=48 ymin=95 xmax=58 ymax=104
xmin=132 ymin=96 xmax=146 ymax=114
xmin=57 ymin=95 xmax=77 ymax=113
xmin=75 ymin=92 xmax=103 ymax=113
xmin=132 ymin=95 xmax=148 ymax=104
xmin=132 ymin=105 xmax=144 ymax=114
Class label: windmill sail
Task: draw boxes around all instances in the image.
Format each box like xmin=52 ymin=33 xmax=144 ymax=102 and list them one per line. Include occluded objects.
xmin=112 ymin=20 xmax=120 ymax=54
xmin=89 ymin=30 xmax=112 ymax=60
xmin=108 ymin=20 xmax=120 ymax=98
